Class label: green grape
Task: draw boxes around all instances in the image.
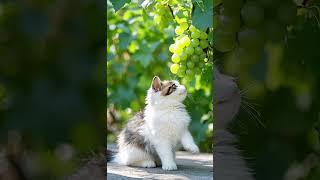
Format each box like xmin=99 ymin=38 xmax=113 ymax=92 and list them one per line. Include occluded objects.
xmin=180 ymin=63 xmax=187 ymax=70
xmin=199 ymin=62 xmax=205 ymax=69
xmin=170 ymin=63 xmax=180 ymax=74
xmin=177 ymin=17 xmax=187 ymax=24
xmin=191 ymin=38 xmax=199 ymax=47
xmin=200 ymin=52 xmax=206 ymax=60
xmin=185 ymin=46 xmax=194 ymax=55
xmin=180 ymin=22 xmax=189 ymax=30
xmin=180 ymin=36 xmax=190 ymax=47
xmin=217 ymin=15 xmax=241 ymax=33
xmin=174 ymin=46 xmax=183 ymax=54
xmin=180 ymin=52 xmax=188 ymax=61
xmin=182 ymin=10 xmax=189 ymax=17
xmin=189 ymin=25 xmax=197 ymax=32
xmin=183 ymin=36 xmax=191 ymax=46
xmin=171 ymin=53 xmax=181 ymax=63
xmin=186 ymin=69 xmax=193 ymax=76
xmin=277 ymin=1 xmax=297 ymax=25
xmin=204 ymin=58 xmax=208 ymax=62
xmin=176 ymin=34 xmax=187 ymax=41
xmin=195 ymin=47 xmax=203 ymax=54
xmin=177 ymin=68 xmax=185 ymax=77
xmin=187 ymin=61 xmax=194 ymax=68
xmin=214 ymin=28 xmax=236 ymax=52
xmin=191 ymin=31 xmax=200 ymax=39
xmin=200 ymin=32 xmax=208 ymax=39
xmin=200 ymin=40 xmax=209 ymax=49
xmin=169 ymin=44 xmax=175 ymax=53
xmin=195 ymin=67 xmax=201 ymax=74
xmin=223 ymin=0 xmax=243 ymax=15
xmin=241 ymin=2 xmax=264 ymax=27
xmin=238 ymin=27 xmax=264 ymax=50
xmin=191 ymin=55 xmax=198 ymax=62
xmin=175 ymin=26 xmax=184 ymax=35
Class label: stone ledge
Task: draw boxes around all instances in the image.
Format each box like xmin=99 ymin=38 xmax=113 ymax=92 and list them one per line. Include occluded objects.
xmin=107 ymin=144 xmax=213 ymax=180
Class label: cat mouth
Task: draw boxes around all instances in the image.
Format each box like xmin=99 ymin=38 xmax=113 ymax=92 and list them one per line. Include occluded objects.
xmin=178 ymin=88 xmax=187 ymax=95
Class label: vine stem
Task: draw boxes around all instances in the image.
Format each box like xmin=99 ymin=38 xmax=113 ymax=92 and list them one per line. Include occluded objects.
xmin=167 ymin=5 xmax=175 ymax=19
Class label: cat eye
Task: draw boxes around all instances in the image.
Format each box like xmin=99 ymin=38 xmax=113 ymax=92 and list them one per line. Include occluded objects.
xmin=165 ymin=84 xmax=177 ymax=96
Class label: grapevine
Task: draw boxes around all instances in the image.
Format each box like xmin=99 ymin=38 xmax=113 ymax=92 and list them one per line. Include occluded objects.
xmin=151 ymin=0 xmax=213 ymax=83
xmin=214 ymin=0 xmax=300 ymax=62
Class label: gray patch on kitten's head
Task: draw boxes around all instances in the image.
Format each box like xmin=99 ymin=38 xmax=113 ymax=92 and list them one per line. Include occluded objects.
xmin=151 ymin=76 xmax=178 ymax=96
xmin=147 ymin=76 xmax=187 ymax=106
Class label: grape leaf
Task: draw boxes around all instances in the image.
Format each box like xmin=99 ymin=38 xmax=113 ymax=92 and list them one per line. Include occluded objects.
xmin=132 ymin=51 xmax=153 ymax=67
xmin=192 ymin=0 xmax=213 ymax=31
xmin=119 ymin=33 xmax=133 ymax=50
xmin=132 ymin=41 xmax=160 ymax=67
xmin=110 ymin=0 xmax=130 ymax=12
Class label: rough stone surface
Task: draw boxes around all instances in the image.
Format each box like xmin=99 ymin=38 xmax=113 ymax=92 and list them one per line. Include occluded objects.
xmin=107 ymin=144 xmax=213 ymax=180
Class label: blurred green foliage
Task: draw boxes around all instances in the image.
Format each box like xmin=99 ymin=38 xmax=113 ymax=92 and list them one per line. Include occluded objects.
xmin=0 ymin=0 xmax=105 ymax=179
xmin=107 ymin=0 xmax=213 ymax=152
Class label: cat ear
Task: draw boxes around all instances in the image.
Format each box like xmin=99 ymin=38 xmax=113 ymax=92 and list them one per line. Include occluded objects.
xmin=152 ymin=76 xmax=161 ymax=92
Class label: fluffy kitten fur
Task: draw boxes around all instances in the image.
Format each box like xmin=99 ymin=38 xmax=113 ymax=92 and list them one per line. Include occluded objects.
xmin=112 ymin=76 xmax=199 ymax=170
xmin=214 ymin=67 xmax=254 ymax=180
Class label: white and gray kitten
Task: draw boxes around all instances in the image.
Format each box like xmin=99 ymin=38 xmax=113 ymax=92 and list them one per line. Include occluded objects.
xmin=109 ymin=76 xmax=199 ymax=170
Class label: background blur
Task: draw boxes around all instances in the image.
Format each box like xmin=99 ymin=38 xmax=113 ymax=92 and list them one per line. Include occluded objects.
xmin=215 ymin=0 xmax=320 ymax=179
xmin=0 ymin=0 xmax=105 ymax=179
xmin=106 ymin=0 xmax=213 ymax=153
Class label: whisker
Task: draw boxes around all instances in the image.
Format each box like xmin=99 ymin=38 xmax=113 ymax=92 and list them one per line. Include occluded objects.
xmin=243 ymin=104 xmax=262 ymax=128
xmin=241 ymin=95 xmax=255 ymax=100
xmin=243 ymin=100 xmax=261 ymax=107
xmin=242 ymin=100 xmax=261 ymax=117
xmin=240 ymin=82 xmax=258 ymax=95
xmin=242 ymin=102 xmax=266 ymax=128
xmin=240 ymin=105 xmax=257 ymax=126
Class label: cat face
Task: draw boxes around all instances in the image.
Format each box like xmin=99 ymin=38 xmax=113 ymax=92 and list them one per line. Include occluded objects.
xmin=214 ymin=67 xmax=241 ymax=129
xmin=146 ymin=76 xmax=187 ymax=105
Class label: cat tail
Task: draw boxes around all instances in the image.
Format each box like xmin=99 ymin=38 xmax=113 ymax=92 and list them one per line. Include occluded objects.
xmin=106 ymin=149 xmax=116 ymax=162
xmin=106 ymin=149 xmax=122 ymax=164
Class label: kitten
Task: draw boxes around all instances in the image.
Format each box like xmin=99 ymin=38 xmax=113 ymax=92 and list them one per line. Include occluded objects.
xmin=214 ymin=67 xmax=255 ymax=180
xmin=108 ymin=76 xmax=199 ymax=170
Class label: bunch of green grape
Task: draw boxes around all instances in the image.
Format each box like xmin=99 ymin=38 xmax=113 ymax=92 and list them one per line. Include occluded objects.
xmin=153 ymin=2 xmax=173 ymax=28
xmin=214 ymin=0 xmax=297 ymax=62
xmin=169 ymin=9 xmax=209 ymax=80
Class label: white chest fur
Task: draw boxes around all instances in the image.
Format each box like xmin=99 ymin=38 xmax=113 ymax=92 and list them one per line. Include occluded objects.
xmin=143 ymin=105 xmax=191 ymax=146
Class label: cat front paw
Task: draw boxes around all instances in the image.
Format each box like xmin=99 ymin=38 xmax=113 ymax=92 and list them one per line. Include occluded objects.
xmin=162 ymin=162 xmax=177 ymax=170
xmin=186 ymin=144 xmax=200 ymax=153
xmin=141 ymin=160 xmax=156 ymax=168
